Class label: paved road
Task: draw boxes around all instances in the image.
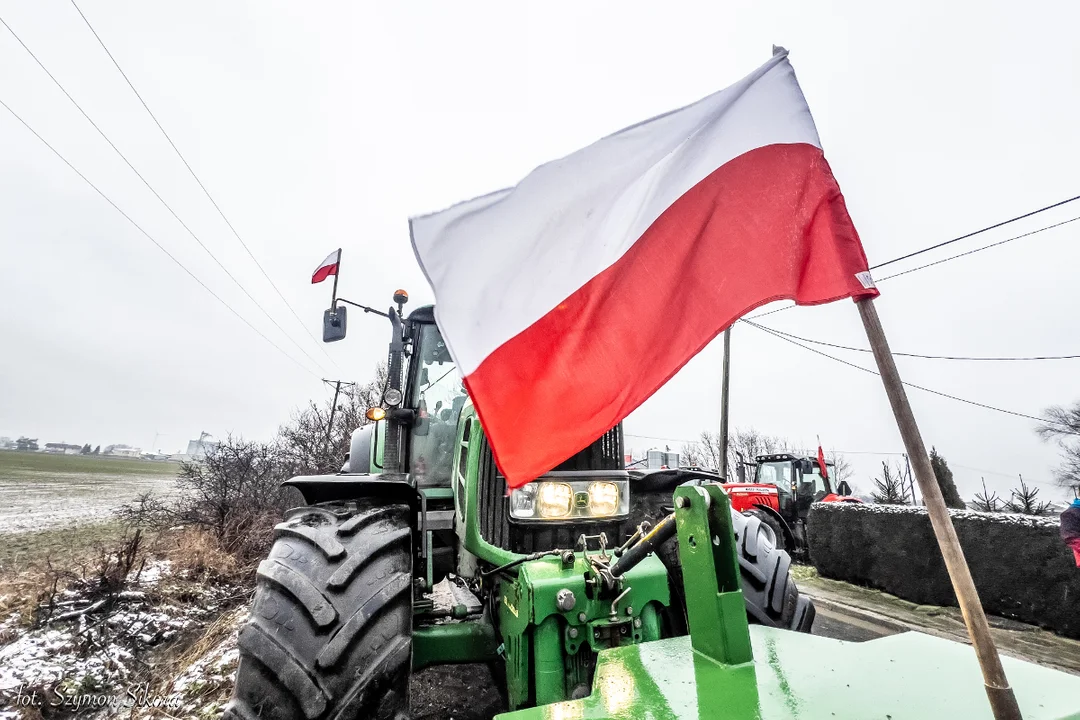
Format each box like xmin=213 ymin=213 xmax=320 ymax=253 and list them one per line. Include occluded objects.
xmin=811 ymin=602 xmax=898 ymax=642
xmin=411 ymin=602 xmax=896 ymax=720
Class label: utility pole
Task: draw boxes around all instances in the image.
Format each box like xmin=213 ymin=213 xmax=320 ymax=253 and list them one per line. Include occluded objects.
xmin=323 ymin=379 xmax=357 ymax=448
xmin=719 ymin=327 xmax=732 ymax=479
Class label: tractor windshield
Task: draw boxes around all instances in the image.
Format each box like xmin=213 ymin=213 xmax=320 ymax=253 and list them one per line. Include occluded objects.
xmin=408 ymin=323 xmax=465 ymax=485
xmin=756 ymin=461 xmax=795 ymax=514
xmin=755 ymin=461 xmax=793 ymax=487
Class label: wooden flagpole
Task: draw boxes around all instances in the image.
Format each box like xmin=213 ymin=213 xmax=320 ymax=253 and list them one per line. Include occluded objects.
xmin=857 ymin=297 xmax=1021 ymax=719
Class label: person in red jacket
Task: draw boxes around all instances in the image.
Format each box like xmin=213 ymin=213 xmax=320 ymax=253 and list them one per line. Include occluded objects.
xmin=1062 ymin=498 xmax=1080 ymax=567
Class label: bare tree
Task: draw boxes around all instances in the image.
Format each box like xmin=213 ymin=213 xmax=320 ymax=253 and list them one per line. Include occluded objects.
xmin=1005 ymin=475 xmax=1053 ymax=516
xmin=120 ymin=365 xmax=390 ymax=562
xmin=827 ymin=451 xmax=854 ymax=485
xmin=681 ymin=431 xmax=724 ymax=472
xmin=871 ymin=461 xmax=910 ymax=505
xmin=277 ymin=364 xmax=388 ymax=475
xmin=971 ymin=478 xmax=1002 ymax=513
xmin=1036 ymin=402 xmax=1080 ymax=496
xmin=682 ymin=427 xmax=797 ymax=479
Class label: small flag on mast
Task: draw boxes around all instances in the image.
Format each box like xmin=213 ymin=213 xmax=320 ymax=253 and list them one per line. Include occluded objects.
xmin=312 ymin=250 xmax=341 ymax=284
xmin=817 ymin=436 xmax=829 ymax=479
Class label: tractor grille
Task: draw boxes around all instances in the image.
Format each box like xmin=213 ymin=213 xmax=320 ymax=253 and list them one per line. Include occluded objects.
xmin=477 ymin=435 xmax=511 ymax=550
xmin=477 ymin=433 xmax=630 ymax=554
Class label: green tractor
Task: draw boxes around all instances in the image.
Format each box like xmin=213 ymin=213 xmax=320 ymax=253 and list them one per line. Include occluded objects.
xmin=225 ymin=295 xmax=1080 ymax=720
xmin=224 ymin=297 xmax=807 ymax=719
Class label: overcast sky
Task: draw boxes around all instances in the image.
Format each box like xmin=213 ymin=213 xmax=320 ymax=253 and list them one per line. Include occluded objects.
xmin=1 ymin=1 xmax=1077 ymax=501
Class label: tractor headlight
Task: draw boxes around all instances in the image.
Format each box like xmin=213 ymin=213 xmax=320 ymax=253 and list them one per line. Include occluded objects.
xmin=538 ymin=483 xmax=574 ymax=518
xmin=510 ymin=479 xmax=629 ymax=521
xmin=588 ymin=482 xmax=620 ymax=516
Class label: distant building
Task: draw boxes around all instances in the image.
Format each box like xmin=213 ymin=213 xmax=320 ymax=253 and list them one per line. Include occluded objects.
xmin=178 ymin=432 xmax=218 ymax=462
xmin=185 ymin=439 xmax=218 ymax=459
xmin=645 ymin=449 xmax=681 ymax=469
xmin=44 ymin=443 xmax=83 ymax=454
xmin=44 ymin=442 xmax=84 ymax=453
xmin=104 ymin=444 xmax=142 ymax=458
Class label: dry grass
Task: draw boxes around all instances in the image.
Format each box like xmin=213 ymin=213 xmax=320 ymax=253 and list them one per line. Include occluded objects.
xmin=161 ymin=528 xmax=245 ymax=582
xmin=0 ymin=522 xmax=153 ymax=627
xmin=137 ymin=606 xmax=246 ymax=719
xmin=0 ymin=523 xmax=254 ymax=634
xmin=0 ymin=521 xmax=128 ymax=575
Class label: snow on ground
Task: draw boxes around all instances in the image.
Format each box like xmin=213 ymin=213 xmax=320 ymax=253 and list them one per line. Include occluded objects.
xmin=137 ymin=608 xmax=247 ymax=720
xmin=812 ymin=500 xmax=1061 ymax=528
xmin=0 ymin=559 xmax=239 ymax=717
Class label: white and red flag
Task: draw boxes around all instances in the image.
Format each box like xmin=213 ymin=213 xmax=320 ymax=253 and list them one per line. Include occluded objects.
xmin=311 ymin=249 xmax=341 ymax=284
xmin=410 ymin=50 xmax=878 ymax=487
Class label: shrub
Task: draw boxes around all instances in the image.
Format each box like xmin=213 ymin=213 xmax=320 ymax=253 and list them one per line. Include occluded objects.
xmin=807 ymin=502 xmax=1080 ymax=639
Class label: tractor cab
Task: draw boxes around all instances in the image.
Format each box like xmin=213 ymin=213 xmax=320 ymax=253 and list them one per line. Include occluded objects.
xmin=754 ymin=453 xmax=834 ymax=518
xmin=403 ymin=310 xmax=466 ymax=487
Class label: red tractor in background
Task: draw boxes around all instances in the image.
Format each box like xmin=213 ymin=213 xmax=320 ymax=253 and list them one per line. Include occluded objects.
xmin=722 ymin=453 xmax=861 ymax=558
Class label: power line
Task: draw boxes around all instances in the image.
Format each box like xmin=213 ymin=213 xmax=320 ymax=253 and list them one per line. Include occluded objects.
xmin=876 ymin=215 xmax=1080 ymax=282
xmin=746 ymin=206 xmax=1080 ymax=321
xmin=749 ymin=325 xmax=1080 ymax=362
xmin=624 ymin=434 xmax=1064 ymax=489
xmin=69 ymin=0 xmax=340 ymax=372
xmin=0 ymin=14 xmax=332 ymax=377
xmin=870 ymin=194 xmax=1080 ymax=270
xmin=0 ymin=96 xmax=320 ymax=380
xmin=624 ymin=433 xmax=698 ymax=445
xmin=742 ymin=319 xmax=1069 ymax=429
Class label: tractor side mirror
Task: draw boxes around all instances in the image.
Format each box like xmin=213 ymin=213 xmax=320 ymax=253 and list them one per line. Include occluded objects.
xmin=801 ymin=459 xmax=815 ymax=475
xmin=323 ymin=307 xmax=347 ymax=342
xmin=837 ymin=480 xmax=853 ymax=496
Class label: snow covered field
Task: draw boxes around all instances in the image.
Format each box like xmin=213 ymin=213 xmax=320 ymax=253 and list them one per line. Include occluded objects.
xmin=0 ymin=452 xmax=179 ymax=534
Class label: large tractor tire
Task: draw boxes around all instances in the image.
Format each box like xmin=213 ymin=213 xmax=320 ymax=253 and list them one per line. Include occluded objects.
xmin=224 ymin=501 xmax=413 ymax=720
xmin=628 ymin=476 xmax=815 ymax=634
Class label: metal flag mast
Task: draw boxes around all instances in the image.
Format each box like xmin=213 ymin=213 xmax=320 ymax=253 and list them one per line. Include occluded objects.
xmin=719 ymin=327 xmax=732 ymax=479
xmin=330 ymin=248 xmax=342 ymax=309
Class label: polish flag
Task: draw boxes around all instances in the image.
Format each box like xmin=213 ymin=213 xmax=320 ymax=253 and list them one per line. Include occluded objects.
xmin=817 ymin=443 xmax=830 ymax=480
xmin=410 ymin=50 xmax=879 ymax=487
xmin=311 ymin=249 xmax=341 ymax=284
